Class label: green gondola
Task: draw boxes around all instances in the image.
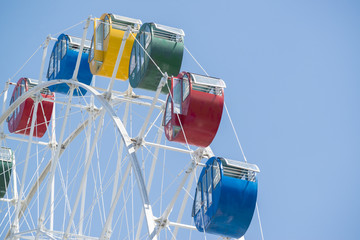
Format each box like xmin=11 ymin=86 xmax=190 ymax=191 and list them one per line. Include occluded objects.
xmin=0 ymin=147 xmax=14 ymax=198
xmin=128 ymin=22 xmax=185 ymax=94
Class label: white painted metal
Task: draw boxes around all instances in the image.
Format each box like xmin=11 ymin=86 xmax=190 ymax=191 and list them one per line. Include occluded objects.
xmin=131 ymin=75 xmax=167 ymax=237
xmin=172 ymin=168 xmax=196 ymax=239
xmin=40 ymin=97 xmax=101 ymax=111
xmin=106 ymin=28 xmax=130 ymax=95
xmin=49 ymin=102 xmax=56 ymax=234
xmin=0 ymin=16 xmax=257 ymax=240
xmin=63 ymin=110 xmax=105 ymax=238
xmin=78 ymin=104 xmax=93 ymax=237
xmin=1 ymin=79 xmax=157 ymax=239
xmin=92 ymin=29 xmax=134 ymax=237
xmin=106 ymin=99 xmax=130 ymax=237
xmin=110 ymin=100 xmax=130 ymax=206
xmin=0 ymin=23 xmax=229 ymax=237
xmin=110 ymin=96 xmax=163 ymax=109
xmin=36 ymin=88 xmax=164 ymax=110
xmin=0 ymin=80 xmax=62 ymax=125
xmin=33 ymin=80 xmax=159 ymax=239
xmin=171 ymin=146 xmax=215 ymax=238
xmin=168 ymin=221 xmax=197 ymax=231
xmin=82 ymin=83 xmax=158 ymax=239
xmin=0 ymin=80 xmax=9 ymax=135
xmin=136 ymin=73 xmax=167 ymax=142
xmin=9 ymin=157 xmax=18 ymax=238
xmin=99 ymin=162 xmax=131 ymax=239
xmin=4 ymin=105 xmax=104 ymax=239
xmin=143 ymin=140 xmax=193 ymax=154
xmin=36 ymin=87 xmax=75 ymax=240
xmin=0 ymin=77 xmax=199 ymax=240
xmin=3 ymin=135 xmax=49 ymax=146
xmin=71 ymin=16 xmax=91 ymax=82
xmin=78 ymin=24 xmax=131 ymax=238
xmin=79 ymin=76 xmax=96 ymax=237
xmin=152 ymin=159 xmax=197 ymax=238
xmin=135 ymin=126 xmax=163 ymax=239
xmin=31 ymin=23 xmax=90 ymax=238
xmin=11 ymin=95 xmax=40 ymax=237
xmin=39 ymin=33 xmax=52 ymax=236
xmin=38 ymin=36 xmax=50 ymax=84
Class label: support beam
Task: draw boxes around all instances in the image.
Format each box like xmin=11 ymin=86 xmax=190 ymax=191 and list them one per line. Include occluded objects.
xmin=152 ymin=147 xmax=212 ymax=238
xmin=106 ymin=98 xmax=131 ymax=237
xmin=1 ymin=79 xmax=158 ymax=240
xmin=136 ymin=73 xmax=167 ymax=143
xmin=36 ymin=87 xmax=75 ymax=239
xmin=81 ymin=84 xmax=157 ymax=239
xmin=100 ymin=162 xmax=131 ymax=239
xmin=151 ymin=161 xmax=197 ymax=238
xmin=0 ymin=80 xmax=10 ymax=135
xmin=38 ymin=36 xmax=51 ymax=84
xmin=78 ymin=106 xmax=93 ymax=236
xmin=168 ymin=221 xmax=196 ymax=231
xmin=63 ymin=111 xmax=105 ymax=238
xmin=172 ymin=169 xmax=196 ymax=239
xmin=4 ymin=105 xmax=103 ymax=239
xmin=12 ymin=96 xmax=41 ymax=237
xmin=136 ymin=127 xmax=163 ymax=239
xmin=72 ymin=16 xmax=91 ymax=81
xmin=142 ymin=141 xmax=193 ymax=154
xmin=106 ymin=28 xmax=131 ymax=95
xmin=49 ymin=97 xmax=56 ymax=234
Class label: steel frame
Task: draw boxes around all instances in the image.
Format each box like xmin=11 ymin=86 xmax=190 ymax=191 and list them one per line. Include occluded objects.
xmin=0 ymin=17 xmax=218 ymax=240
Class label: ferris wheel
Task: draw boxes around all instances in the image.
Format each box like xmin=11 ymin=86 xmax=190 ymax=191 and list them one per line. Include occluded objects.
xmin=0 ymin=14 xmax=262 ymax=240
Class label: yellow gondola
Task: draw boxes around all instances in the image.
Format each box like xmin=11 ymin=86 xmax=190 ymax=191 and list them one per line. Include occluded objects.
xmin=89 ymin=14 xmax=142 ymax=80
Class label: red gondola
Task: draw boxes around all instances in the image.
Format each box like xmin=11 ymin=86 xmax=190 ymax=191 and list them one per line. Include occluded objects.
xmin=164 ymin=72 xmax=226 ymax=147
xmin=7 ymin=78 xmax=54 ymax=138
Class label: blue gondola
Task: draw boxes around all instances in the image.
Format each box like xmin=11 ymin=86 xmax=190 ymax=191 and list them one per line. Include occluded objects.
xmin=192 ymin=157 xmax=260 ymax=239
xmin=47 ymin=34 xmax=93 ymax=96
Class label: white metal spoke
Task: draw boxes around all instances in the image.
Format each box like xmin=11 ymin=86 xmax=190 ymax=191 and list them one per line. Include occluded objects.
xmin=38 ymin=36 xmax=50 ymax=84
xmin=0 ymin=30 xmax=235 ymax=240
xmin=63 ymin=111 xmax=105 ymax=238
xmin=71 ymin=17 xmax=91 ymax=81
xmin=106 ymin=29 xmax=130 ymax=95
xmin=104 ymin=100 xmax=131 ymax=238
xmin=153 ymin=159 xmax=197 ymax=238
xmin=12 ymin=99 xmax=40 ymax=237
xmin=100 ymin=162 xmax=131 ymax=239
xmin=136 ymin=74 xmax=167 ymax=142
xmin=4 ymin=108 xmax=103 ymax=239
xmin=50 ymin=95 xmax=56 ymax=233
xmin=172 ymin=170 xmax=196 ymax=239
xmin=36 ymin=86 xmax=75 ymax=239
xmin=136 ymin=126 xmax=163 ymax=239
xmin=143 ymin=141 xmax=192 ymax=154
xmin=0 ymin=80 xmax=10 ymax=134
xmin=111 ymin=101 xmax=130 ymax=205
xmin=70 ymin=82 xmax=158 ymax=239
xmin=78 ymin=106 xmax=93 ymax=236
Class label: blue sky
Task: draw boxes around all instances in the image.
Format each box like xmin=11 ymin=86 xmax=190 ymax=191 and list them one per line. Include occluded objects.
xmin=1 ymin=0 xmax=360 ymax=239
